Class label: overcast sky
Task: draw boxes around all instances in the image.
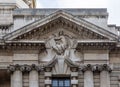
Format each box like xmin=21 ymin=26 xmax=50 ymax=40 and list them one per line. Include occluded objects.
xmin=36 ymin=0 xmax=120 ymax=26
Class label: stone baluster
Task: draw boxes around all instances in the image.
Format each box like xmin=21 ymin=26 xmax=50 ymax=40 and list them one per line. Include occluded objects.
xmin=100 ymin=64 xmax=111 ymax=87
xmin=29 ymin=64 xmax=39 ymax=87
xmin=83 ymin=64 xmax=94 ymax=87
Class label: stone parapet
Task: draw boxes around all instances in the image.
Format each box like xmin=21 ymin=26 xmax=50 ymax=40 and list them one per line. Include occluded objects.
xmin=13 ymin=9 xmax=108 ymax=16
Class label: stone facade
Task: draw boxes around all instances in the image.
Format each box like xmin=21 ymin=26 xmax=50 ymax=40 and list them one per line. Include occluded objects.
xmin=0 ymin=2 xmax=120 ymax=87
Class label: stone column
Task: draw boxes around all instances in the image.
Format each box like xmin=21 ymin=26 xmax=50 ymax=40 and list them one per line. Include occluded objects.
xmin=29 ymin=70 xmax=39 ymax=87
xmin=13 ymin=70 xmax=23 ymax=87
xmin=84 ymin=64 xmax=94 ymax=87
xmin=100 ymin=64 xmax=111 ymax=87
xmin=8 ymin=65 xmax=23 ymax=87
xmin=29 ymin=64 xmax=39 ymax=87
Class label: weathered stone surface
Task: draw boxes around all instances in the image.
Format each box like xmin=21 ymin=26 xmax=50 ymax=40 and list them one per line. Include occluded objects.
xmin=84 ymin=71 xmax=94 ymax=87
xmin=100 ymin=71 xmax=110 ymax=87
xmin=71 ymin=80 xmax=78 ymax=84
xmin=45 ymin=80 xmax=51 ymax=85
xmin=0 ymin=3 xmax=120 ymax=87
xmin=84 ymin=50 xmax=109 ymax=63
xmin=29 ymin=70 xmax=39 ymax=87
xmin=13 ymin=53 xmax=38 ymax=61
xmin=12 ymin=70 xmax=22 ymax=87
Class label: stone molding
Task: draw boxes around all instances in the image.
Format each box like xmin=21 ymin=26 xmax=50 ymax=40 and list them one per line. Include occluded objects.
xmin=45 ymin=80 xmax=52 ymax=85
xmin=71 ymin=80 xmax=78 ymax=85
xmin=4 ymin=10 xmax=117 ymax=41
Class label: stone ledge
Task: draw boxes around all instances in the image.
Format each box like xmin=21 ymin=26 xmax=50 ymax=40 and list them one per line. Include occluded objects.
xmin=45 ymin=80 xmax=51 ymax=85
xmin=45 ymin=72 xmax=52 ymax=77
xmin=71 ymin=80 xmax=78 ymax=84
xmin=71 ymin=72 xmax=78 ymax=77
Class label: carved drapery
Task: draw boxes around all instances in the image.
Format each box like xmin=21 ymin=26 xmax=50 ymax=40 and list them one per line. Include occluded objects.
xmin=44 ymin=32 xmax=79 ymax=75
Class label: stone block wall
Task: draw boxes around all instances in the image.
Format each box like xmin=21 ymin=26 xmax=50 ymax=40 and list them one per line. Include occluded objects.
xmin=110 ymin=71 xmax=119 ymax=87
xmin=94 ymin=73 xmax=100 ymax=87
xmin=78 ymin=72 xmax=84 ymax=87
xmin=39 ymin=71 xmax=45 ymax=87
xmin=23 ymin=73 xmax=29 ymax=87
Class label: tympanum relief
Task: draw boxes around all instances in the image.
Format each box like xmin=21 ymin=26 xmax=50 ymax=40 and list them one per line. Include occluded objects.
xmin=39 ymin=31 xmax=83 ymax=74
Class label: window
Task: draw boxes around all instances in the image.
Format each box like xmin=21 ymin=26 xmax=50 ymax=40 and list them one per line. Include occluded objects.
xmin=52 ymin=77 xmax=70 ymax=87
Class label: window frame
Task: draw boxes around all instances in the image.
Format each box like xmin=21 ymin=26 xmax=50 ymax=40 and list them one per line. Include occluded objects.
xmin=52 ymin=77 xmax=71 ymax=87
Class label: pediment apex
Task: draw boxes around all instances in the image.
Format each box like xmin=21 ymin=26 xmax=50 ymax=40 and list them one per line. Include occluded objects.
xmin=3 ymin=10 xmax=118 ymax=41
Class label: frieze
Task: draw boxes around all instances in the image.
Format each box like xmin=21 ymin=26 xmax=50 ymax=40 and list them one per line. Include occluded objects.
xmin=0 ymin=42 xmax=45 ymax=50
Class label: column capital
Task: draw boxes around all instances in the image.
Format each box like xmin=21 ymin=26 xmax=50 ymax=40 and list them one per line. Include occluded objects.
xmin=8 ymin=64 xmax=45 ymax=73
xmin=79 ymin=64 xmax=94 ymax=72
xmin=92 ymin=64 xmax=102 ymax=72
xmin=8 ymin=64 xmax=23 ymax=73
xmin=99 ymin=64 xmax=112 ymax=72
xmin=79 ymin=64 xmax=112 ymax=73
xmin=8 ymin=65 xmax=15 ymax=73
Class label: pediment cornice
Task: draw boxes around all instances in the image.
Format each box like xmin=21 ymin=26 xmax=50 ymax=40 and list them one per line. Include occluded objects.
xmin=3 ymin=10 xmax=118 ymax=41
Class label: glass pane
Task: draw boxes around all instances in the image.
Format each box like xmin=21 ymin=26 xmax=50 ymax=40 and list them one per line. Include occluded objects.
xmin=64 ymin=80 xmax=70 ymax=86
xmin=52 ymin=78 xmax=70 ymax=87
xmin=59 ymin=80 xmax=64 ymax=86
xmin=52 ymin=80 xmax=58 ymax=86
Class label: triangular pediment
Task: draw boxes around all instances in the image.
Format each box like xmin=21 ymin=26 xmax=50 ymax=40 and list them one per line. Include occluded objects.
xmin=3 ymin=10 xmax=118 ymax=41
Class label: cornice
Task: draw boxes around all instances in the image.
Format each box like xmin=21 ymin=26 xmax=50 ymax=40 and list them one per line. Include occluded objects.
xmin=0 ymin=40 xmax=118 ymax=50
xmin=3 ymin=10 xmax=118 ymax=41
